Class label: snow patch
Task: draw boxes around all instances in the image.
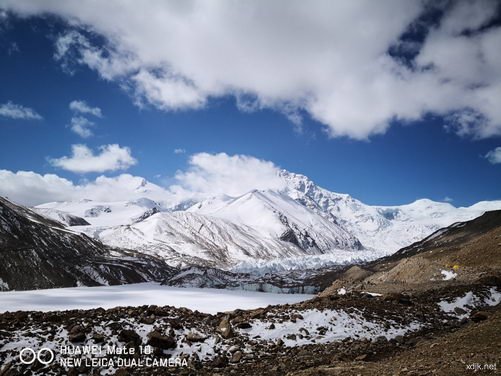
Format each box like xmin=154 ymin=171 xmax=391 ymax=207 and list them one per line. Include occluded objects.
xmin=240 ymin=308 xmax=421 ymax=347
xmin=440 ymin=270 xmax=457 ymax=281
xmin=438 ymin=288 xmax=501 ymax=319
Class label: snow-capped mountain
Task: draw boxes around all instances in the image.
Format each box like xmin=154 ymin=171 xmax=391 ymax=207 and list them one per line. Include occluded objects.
xmin=64 ymin=190 xmax=363 ymax=269
xmin=279 ymin=170 xmax=501 ymax=252
xmin=31 ymin=169 xmax=501 ymax=271
xmin=32 ymin=207 xmax=91 ymax=226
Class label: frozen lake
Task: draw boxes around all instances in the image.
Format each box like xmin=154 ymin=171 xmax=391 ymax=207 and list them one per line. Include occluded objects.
xmin=0 ymin=283 xmax=313 ymax=314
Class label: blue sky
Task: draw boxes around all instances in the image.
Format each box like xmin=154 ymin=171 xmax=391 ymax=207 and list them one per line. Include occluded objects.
xmin=0 ymin=2 xmax=500 ymax=207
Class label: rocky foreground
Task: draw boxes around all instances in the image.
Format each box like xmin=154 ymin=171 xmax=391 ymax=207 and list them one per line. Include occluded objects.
xmin=0 ymin=280 xmax=499 ymax=376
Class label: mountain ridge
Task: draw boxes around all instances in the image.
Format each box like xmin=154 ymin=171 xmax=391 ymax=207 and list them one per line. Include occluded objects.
xmin=30 ymin=168 xmax=501 ymax=271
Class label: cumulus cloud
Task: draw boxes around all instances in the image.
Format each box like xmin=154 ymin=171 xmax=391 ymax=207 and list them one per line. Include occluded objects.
xmin=0 ymin=152 xmax=288 ymax=206
xmin=485 ymin=147 xmax=501 ymax=164
xmin=69 ymin=116 xmax=94 ymax=138
xmin=49 ymin=144 xmax=137 ymax=173
xmin=68 ymin=100 xmax=102 ymax=138
xmin=173 ymin=148 xmax=186 ymax=154
xmin=170 ymin=152 xmax=286 ymax=200
xmin=0 ymin=101 xmax=42 ymax=120
xmin=6 ymin=0 xmax=501 ymax=139
xmin=3 ymin=1 xmax=501 ymax=139
xmin=69 ymin=100 xmax=102 ymax=117
xmin=0 ymin=170 xmax=169 ymax=206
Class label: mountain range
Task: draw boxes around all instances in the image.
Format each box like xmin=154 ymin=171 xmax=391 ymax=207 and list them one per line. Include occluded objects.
xmin=30 ymin=169 xmax=501 ymax=271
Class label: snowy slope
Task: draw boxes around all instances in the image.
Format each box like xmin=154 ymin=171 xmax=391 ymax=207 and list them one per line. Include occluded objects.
xmin=36 ymin=197 xmax=163 ymax=227
xmin=279 ymin=170 xmax=501 ymax=252
xmin=32 ymin=207 xmax=90 ymax=226
xmin=187 ymin=189 xmax=362 ymax=252
xmin=32 ymin=168 xmax=501 ymax=270
xmin=89 ymin=206 xmax=360 ymax=269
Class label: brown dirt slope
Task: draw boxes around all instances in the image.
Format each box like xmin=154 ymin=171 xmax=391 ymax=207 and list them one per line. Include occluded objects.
xmin=321 ymin=210 xmax=501 ymax=296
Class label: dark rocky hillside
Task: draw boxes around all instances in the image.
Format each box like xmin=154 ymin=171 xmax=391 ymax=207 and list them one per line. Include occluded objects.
xmin=0 ymin=197 xmax=176 ymax=291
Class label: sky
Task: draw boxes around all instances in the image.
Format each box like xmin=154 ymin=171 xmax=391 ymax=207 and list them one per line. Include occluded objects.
xmin=0 ymin=0 xmax=500 ymax=207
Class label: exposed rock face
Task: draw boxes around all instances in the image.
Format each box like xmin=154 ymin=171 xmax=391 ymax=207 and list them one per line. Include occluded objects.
xmin=0 ymin=197 xmax=176 ymax=291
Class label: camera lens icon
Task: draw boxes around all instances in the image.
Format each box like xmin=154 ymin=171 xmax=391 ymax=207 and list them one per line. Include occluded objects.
xmin=19 ymin=347 xmax=55 ymax=365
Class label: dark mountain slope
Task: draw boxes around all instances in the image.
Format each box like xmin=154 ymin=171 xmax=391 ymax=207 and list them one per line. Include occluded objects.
xmin=0 ymin=197 xmax=176 ymax=291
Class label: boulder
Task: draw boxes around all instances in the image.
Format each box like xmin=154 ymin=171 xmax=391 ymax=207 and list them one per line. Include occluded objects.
xmin=118 ymin=329 xmax=141 ymax=347
xmin=147 ymin=331 xmax=176 ymax=349
xmin=217 ymin=316 xmax=233 ymax=339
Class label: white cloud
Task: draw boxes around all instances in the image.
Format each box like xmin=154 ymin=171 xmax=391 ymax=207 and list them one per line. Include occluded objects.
xmin=443 ymin=196 xmax=454 ymax=203
xmin=0 ymin=152 xmax=288 ymax=206
xmin=69 ymin=116 xmax=94 ymax=138
xmin=4 ymin=1 xmax=501 ymax=139
xmin=173 ymin=148 xmax=186 ymax=154
xmin=0 ymin=170 xmax=169 ymax=206
xmin=132 ymin=69 xmax=206 ymax=110
xmin=485 ymin=147 xmax=501 ymax=164
xmin=0 ymin=170 xmax=76 ymax=206
xmin=0 ymin=101 xmax=42 ymax=120
xmin=170 ymin=152 xmax=286 ymax=200
xmin=69 ymin=100 xmax=102 ymax=117
xmin=49 ymin=144 xmax=137 ymax=173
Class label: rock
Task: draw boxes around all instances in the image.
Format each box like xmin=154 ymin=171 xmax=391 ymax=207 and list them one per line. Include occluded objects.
xmin=228 ymin=345 xmax=239 ymax=353
xmin=454 ymin=307 xmax=467 ymax=315
xmin=147 ymin=331 xmax=176 ymax=349
xmin=394 ymin=335 xmax=405 ymax=344
xmin=384 ymin=293 xmax=412 ymax=305
xmin=140 ymin=316 xmax=155 ymax=325
xmin=68 ymin=331 xmax=86 ymax=343
xmin=375 ymin=336 xmax=387 ymax=343
xmin=406 ymin=337 xmax=418 ymax=347
xmin=268 ymin=323 xmax=276 ymax=330
xmin=92 ymin=333 xmax=105 ymax=343
xmin=186 ymin=332 xmax=207 ymax=343
xmin=249 ymin=308 xmax=265 ymax=319
xmin=355 ymin=354 xmax=368 ymax=361
xmin=217 ymin=316 xmax=233 ymax=339
xmin=471 ymin=311 xmax=489 ymax=322
xmin=317 ymin=326 xmax=328 ymax=335
xmin=398 ymin=295 xmax=412 ymax=305
xmin=170 ymin=319 xmax=183 ymax=330
xmin=236 ymin=322 xmax=252 ymax=329
xmin=69 ymin=325 xmax=83 ymax=334
xmin=211 ymin=355 xmax=228 ymax=368
xmin=230 ymin=351 xmax=243 ymax=363
xmin=118 ymin=329 xmax=141 ymax=347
